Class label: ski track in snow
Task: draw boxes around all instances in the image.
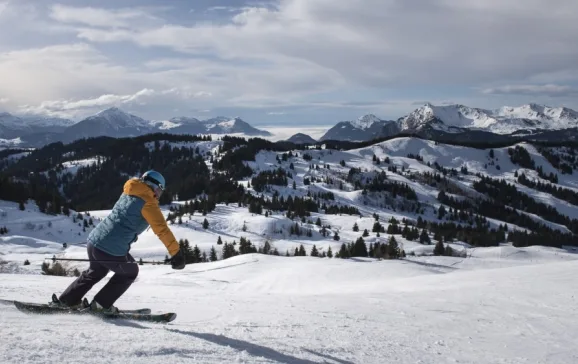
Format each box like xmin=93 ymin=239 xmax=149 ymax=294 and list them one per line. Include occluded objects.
xmin=1 ymin=254 xmax=578 ymax=363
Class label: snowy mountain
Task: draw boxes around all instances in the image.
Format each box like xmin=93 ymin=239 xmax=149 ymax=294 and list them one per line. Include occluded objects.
xmin=0 ymin=112 xmax=33 ymax=139
xmin=398 ymin=103 xmax=578 ymax=134
xmin=285 ymin=133 xmax=317 ymax=144
xmin=204 ymin=117 xmax=272 ymax=136
xmin=56 ymin=107 xmax=154 ymax=143
xmin=5 ymin=109 xmax=272 ymax=146
xmin=0 ymin=112 xmax=75 ymax=138
xmin=152 ymin=116 xmax=207 ymax=135
xmin=320 ymin=114 xmax=399 ymax=141
xmin=19 ymin=115 xmax=75 ymax=134
xmin=152 ymin=116 xmax=272 ymax=136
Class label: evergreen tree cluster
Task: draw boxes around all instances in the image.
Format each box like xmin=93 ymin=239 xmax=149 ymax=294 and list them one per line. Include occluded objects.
xmin=506 ymin=145 xmax=529 ymax=167
xmin=0 ymin=226 xmax=8 ymax=235
xmin=289 ymin=222 xmax=313 ymax=237
xmin=433 ymin=240 xmax=454 ymax=256
xmin=336 ymin=236 xmax=404 ymax=259
xmin=406 ymin=153 xmax=423 ymax=161
xmin=518 ymin=173 xmax=577 ymax=206
xmin=349 ymin=171 xmax=418 ymax=201
xmin=473 ymin=176 xmax=578 ymax=234
xmin=538 ymin=146 xmax=577 ymax=175
xmin=251 ymin=168 xmax=289 ymax=192
xmin=167 ymin=198 xmax=218 ymax=222
xmin=178 ymin=239 xmax=205 ymax=264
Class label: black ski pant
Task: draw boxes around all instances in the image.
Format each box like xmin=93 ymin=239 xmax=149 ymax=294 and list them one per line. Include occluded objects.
xmin=58 ymin=242 xmax=139 ymax=309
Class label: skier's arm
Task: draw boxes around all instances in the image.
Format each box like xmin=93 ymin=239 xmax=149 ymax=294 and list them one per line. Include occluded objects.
xmin=141 ymin=202 xmax=180 ymax=256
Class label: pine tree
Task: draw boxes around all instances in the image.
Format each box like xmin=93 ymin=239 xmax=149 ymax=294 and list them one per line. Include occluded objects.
xmin=262 ymin=240 xmax=272 ymax=255
xmin=434 ymin=239 xmax=445 ymax=256
xmin=353 ymin=237 xmax=368 ymax=257
xmin=316 ymin=217 xmax=322 ymax=226
xmin=338 ymin=243 xmax=349 ymax=259
xmin=294 ymin=247 xmax=299 ymax=256
xmin=420 ymin=229 xmax=431 ymax=244
xmin=239 ymin=237 xmax=255 ymax=254
xmin=217 ymin=236 xmax=223 ymax=245
xmin=327 ymin=246 xmax=333 ymax=258
xmin=310 ymin=245 xmax=319 ymax=257
xmin=333 ymin=231 xmax=340 ymax=241
xmin=209 ymin=246 xmax=218 ymax=261
xmin=387 ymin=236 xmax=400 ymax=259
xmin=298 ymin=244 xmax=306 ymax=256
xmin=363 ymin=229 xmax=369 ymax=237
xmin=202 ymin=218 xmax=209 ymax=229
xmin=353 ymin=222 xmax=359 ymax=232
xmin=192 ymin=245 xmax=202 ymax=263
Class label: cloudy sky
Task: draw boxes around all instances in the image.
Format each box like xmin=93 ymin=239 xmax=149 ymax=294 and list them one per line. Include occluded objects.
xmin=0 ymin=0 xmax=577 ymax=125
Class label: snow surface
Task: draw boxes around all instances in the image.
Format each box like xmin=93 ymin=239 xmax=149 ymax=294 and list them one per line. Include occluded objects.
xmin=2 ymin=247 xmax=578 ymax=363
xmin=60 ymin=158 xmax=99 ymax=176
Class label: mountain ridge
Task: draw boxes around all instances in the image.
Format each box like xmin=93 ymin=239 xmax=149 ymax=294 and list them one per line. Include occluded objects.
xmin=0 ymin=107 xmax=272 ymax=146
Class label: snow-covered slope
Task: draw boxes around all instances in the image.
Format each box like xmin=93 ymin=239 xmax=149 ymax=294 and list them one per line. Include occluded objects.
xmin=3 ymin=135 xmax=578 ymax=362
xmin=398 ymin=103 xmax=578 ymax=134
xmin=1 ymin=247 xmax=578 ymax=363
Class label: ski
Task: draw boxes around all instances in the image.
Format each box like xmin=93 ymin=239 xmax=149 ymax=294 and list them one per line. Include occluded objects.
xmin=81 ymin=297 xmax=151 ymax=315
xmin=13 ymin=301 xmax=175 ymax=323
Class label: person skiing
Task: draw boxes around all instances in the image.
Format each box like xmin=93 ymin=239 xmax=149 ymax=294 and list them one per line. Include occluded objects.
xmin=51 ymin=170 xmax=186 ymax=313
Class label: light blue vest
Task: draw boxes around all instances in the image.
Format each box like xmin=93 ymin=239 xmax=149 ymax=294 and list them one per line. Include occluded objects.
xmin=88 ymin=194 xmax=150 ymax=256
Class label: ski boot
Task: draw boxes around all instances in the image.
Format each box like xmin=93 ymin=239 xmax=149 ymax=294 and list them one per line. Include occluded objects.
xmin=87 ymin=299 xmax=119 ymax=315
xmin=48 ymin=293 xmax=83 ymax=310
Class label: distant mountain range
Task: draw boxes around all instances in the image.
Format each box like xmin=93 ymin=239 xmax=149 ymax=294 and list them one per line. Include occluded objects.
xmin=2 ymin=103 xmax=578 ymax=148
xmin=0 ymin=107 xmax=271 ymax=147
xmin=319 ymin=103 xmax=578 ymax=143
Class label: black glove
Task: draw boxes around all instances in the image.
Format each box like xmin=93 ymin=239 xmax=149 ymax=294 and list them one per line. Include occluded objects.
xmin=170 ymin=249 xmax=185 ymax=270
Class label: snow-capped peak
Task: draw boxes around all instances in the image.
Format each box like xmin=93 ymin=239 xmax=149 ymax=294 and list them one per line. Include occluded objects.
xmin=89 ymin=107 xmax=150 ymax=128
xmin=350 ymin=114 xmax=382 ymax=130
xmin=398 ymin=103 xmax=578 ymax=134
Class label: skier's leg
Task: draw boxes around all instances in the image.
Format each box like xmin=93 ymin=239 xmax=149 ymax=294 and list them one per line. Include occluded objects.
xmin=58 ymin=243 xmax=109 ymax=306
xmin=92 ymin=254 xmax=139 ymax=309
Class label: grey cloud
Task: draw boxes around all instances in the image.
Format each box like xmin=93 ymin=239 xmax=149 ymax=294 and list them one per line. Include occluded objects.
xmin=69 ymin=0 xmax=578 ymax=87
xmin=482 ymin=84 xmax=578 ymax=97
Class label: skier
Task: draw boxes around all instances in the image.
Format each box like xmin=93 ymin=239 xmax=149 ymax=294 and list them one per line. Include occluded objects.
xmin=51 ymin=170 xmax=186 ymax=313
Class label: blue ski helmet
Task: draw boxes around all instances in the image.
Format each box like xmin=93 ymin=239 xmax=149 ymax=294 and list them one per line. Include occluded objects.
xmin=142 ymin=170 xmax=166 ymax=191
